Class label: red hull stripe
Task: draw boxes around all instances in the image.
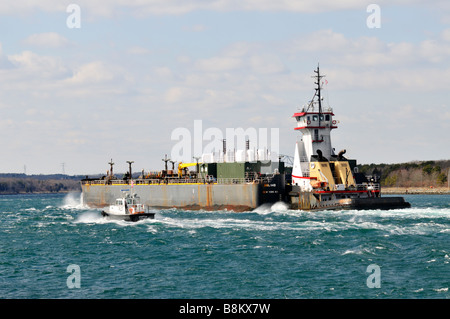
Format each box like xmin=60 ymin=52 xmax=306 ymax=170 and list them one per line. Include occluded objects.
xmin=315 ymin=190 xmax=380 ymax=194
xmin=292 ymin=174 xmax=317 ymax=180
xmin=292 ymin=112 xmax=335 ymax=117
xmin=294 ymin=126 xmax=338 ymax=130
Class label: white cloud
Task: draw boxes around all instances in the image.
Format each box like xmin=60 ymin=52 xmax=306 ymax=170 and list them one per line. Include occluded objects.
xmin=182 ymin=24 xmax=207 ymax=32
xmin=293 ymin=29 xmax=351 ymax=53
xmin=0 ymin=43 xmax=14 ymax=69
xmin=284 ymin=29 xmax=450 ymax=91
xmin=2 ymin=0 xmax=450 ymax=174
xmin=195 ymin=56 xmax=243 ymax=72
xmin=442 ymin=28 xmax=450 ymax=41
xmin=419 ymin=39 xmax=450 ymax=63
xmin=23 ymin=32 xmax=70 ymax=48
xmin=164 ymin=86 xmax=204 ymax=104
xmin=8 ymin=50 xmax=69 ymax=79
xmin=153 ymin=66 xmax=174 ymax=79
xmin=0 ymin=1 xmax=66 ymax=15
xmin=66 ymin=61 xmax=116 ymax=84
xmin=249 ymin=54 xmax=287 ymax=75
xmin=221 ymin=42 xmax=258 ymax=58
xmin=261 ymin=94 xmax=286 ymax=105
xmin=0 ymin=0 xmax=439 ymax=17
xmin=164 ymin=86 xmax=186 ymax=103
xmin=289 ymin=28 xmax=450 ymax=68
xmin=126 ymin=46 xmax=152 ymax=55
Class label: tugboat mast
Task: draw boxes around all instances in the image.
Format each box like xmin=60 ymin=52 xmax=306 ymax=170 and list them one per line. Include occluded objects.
xmin=313 ymin=64 xmax=324 ymax=126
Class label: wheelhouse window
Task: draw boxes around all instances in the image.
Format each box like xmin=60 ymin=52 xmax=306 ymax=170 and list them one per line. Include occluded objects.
xmin=325 ymin=114 xmax=330 ymax=121
xmin=312 ymin=115 xmax=318 ymax=121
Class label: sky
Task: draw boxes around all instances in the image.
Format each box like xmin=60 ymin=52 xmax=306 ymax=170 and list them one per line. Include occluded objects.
xmin=1 ymin=0 xmax=450 ymax=175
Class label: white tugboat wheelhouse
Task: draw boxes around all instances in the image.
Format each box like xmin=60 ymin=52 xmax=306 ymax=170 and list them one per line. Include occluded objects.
xmin=291 ymin=66 xmax=372 ymax=199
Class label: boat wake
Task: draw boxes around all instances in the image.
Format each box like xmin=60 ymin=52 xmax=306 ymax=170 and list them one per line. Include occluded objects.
xmin=150 ymin=205 xmax=450 ymax=236
xmin=74 ymin=211 xmax=104 ymax=224
xmin=68 ymin=196 xmax=450 ymax=237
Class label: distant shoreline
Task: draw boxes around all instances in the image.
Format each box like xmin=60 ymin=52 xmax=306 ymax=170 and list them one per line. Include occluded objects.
xmin=382 ymin=187 xmax=450 ymax=195
xmin=0 ymin=190 xmax=80 ymax=196
xmin=0 ymin=177 xmax=81 ymax=195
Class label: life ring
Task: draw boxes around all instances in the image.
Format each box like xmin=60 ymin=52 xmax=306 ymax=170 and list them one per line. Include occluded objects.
xmin=128 ymin=207 xmax=135 ymax=214
xmin=332 ymin=120 xmax=336 ymax=124
xmin=307 ymin=120 xmax=311 ymax=125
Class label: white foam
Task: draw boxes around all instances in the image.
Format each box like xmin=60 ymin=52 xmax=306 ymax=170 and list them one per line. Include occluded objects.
xmin=252 ymin=201 xmax=292 ymax=215
xmin=251 ymin=203 xmax=273 ymax=215
xmin=61 ymin=192 xmax=87 ymax=210
xmin=433 ymin=287 xmax=448 ymax=293
xmin=156 ymin=214 xmax=322 ymax=232
xmin=271 ymin=201 xmax=290 ymax=212
xmin=342 ymin=246 xmax=375 ymax=256
xmin=74 ymin=211 xmax=104 ymax=224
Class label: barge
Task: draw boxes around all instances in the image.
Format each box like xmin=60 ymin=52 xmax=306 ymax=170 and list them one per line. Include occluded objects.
xmin=81 ymin=66 xmax=410 ymax=211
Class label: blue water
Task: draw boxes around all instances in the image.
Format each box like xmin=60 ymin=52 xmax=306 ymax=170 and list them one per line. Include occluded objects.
xmin=0 ymin=193 xmax=448 ymax=299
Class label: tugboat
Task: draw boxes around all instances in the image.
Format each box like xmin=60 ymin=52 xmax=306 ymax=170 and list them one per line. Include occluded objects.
xmin=288 ymin=65 xmax=411 ymax=210
xmin=101 ymin=191 xmax=155 ymax=222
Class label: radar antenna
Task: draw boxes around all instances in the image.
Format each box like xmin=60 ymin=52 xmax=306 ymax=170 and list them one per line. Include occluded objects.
xmin=305 ymin=64 xmax=326 ymax=125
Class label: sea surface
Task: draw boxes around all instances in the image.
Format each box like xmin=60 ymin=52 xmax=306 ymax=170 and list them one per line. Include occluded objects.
xmin=0 ymin=193 xmax=449 ymax=299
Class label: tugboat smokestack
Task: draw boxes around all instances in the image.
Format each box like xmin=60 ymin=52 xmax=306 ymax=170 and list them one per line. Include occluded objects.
xmin=338 ymin=149 xmax=346 ymax=160
xmin=317 ymin=149 xmax=323 ymax=161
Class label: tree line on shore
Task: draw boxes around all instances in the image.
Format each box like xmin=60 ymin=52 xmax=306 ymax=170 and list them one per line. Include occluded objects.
xmin=357 ymin=160 xmax=449 ymax=188
xmin=0 ymin=174 xmax=83 ymax=194
xmin=1 ymin=159 xmax=449 ymax=194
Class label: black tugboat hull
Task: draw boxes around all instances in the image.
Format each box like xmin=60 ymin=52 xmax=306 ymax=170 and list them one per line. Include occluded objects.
xmin=339 ymin=196 xmax=411 ymax=210
xmin=289 ymin=189 xmax=411 ymax=211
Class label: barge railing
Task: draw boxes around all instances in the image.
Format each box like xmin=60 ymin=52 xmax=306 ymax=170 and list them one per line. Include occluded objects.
xmin=81 ymin=175 xmax=279 ymax=186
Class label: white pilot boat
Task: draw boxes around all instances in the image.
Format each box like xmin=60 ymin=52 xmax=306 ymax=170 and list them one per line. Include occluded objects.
xmin=101 ymin=192 xmax=155 ymax=222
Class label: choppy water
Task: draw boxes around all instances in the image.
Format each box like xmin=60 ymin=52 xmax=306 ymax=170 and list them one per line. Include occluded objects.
xmin=0 ymin=193 xmax=448 ymax=299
